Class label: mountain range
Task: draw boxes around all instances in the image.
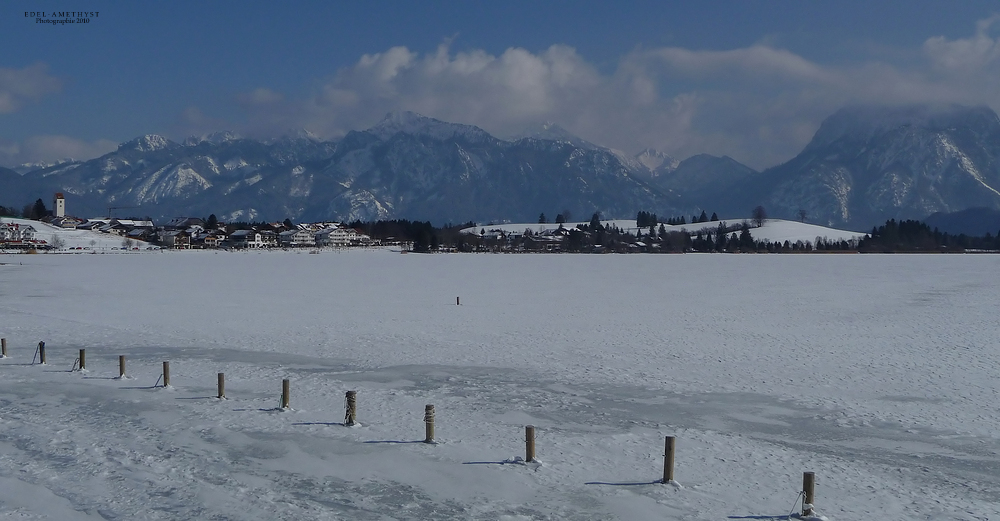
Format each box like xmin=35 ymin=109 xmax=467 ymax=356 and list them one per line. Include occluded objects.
xmin=4 ymin=104 xmax=1000 ymax=230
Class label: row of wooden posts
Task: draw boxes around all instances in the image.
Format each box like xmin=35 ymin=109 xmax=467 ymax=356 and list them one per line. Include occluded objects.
xmin=1 ymin=337 xmax=817 ymax=515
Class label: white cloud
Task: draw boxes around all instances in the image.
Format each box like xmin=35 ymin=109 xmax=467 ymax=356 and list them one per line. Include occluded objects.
xmin=0 ymin=63 xmax=62 ymax=114
xmin=0 ymin=135 xmax=117 ymax=167
xmin=197 ymin=17 xmax=1000 ymax=170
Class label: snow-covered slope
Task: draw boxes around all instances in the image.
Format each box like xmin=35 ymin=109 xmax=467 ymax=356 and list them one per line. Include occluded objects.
xmin=465 ymin=218 xmax=863 ymax=244
xmin=1 ymin=217 xmax=151 ymax=251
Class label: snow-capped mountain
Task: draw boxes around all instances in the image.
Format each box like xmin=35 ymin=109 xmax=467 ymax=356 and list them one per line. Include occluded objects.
xmin=368 ymin=111 xmax=492 ymax=143
xmin=740 ymin=104 xmax=1000 ymax=228
xmin=307 ymin=113 xmax=680 ymax=223
xmin=8 ymin=105 xmax=998 ymax=228
xmin=634 ymin=148 xmax=679 ymax=174
xmin=650 ymin=154 xmax=757 ymax=211
xmin=511 ymin=122 xmax=600 ymax=150
xmin=6 ymin=113 xmax=682 ymax=223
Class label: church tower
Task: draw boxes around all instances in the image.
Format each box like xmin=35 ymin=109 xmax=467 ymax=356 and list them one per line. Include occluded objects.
xmin=54 ymin=193 xmax=65 ymax=218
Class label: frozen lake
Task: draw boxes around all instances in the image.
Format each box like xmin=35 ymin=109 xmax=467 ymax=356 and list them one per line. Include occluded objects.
xmin=0 ymin=250 xmax=997 ymax=519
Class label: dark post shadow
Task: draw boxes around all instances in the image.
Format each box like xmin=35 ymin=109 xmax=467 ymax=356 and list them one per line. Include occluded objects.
xmin=364 ymin=440 xmax=424 ymax=444
xmin=82 ymin=376 xmax=117 ymax=380
xmin=727 ymin=516 xmax=793 ymax=520
xmin=292 ymin=422 xmax=346 ymax=427
xmin=118 ymin=385 xmax=162 ymax=390
xmin=175 ymin=396 xmax=216 ymax=400
xmin=584 ymin=480 xmax=663 ymax=486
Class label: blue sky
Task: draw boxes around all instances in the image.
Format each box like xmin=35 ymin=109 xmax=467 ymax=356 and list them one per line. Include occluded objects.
xmin=2 ymin=1 xmax=999 ymax=169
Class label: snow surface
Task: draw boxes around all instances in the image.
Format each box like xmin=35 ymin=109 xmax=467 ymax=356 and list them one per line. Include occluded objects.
xmin=0 ymin=250 xmax=997 ymax=519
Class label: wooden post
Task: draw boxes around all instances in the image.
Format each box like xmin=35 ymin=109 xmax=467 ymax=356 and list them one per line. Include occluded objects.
xmin=281 ymin=379 xmax=290 ymax=409
xmin=802 ymin=471 xmax=815 ymax=516
xmin=525 ymin=425 xmax=535 ymax=462
xmin=424 ymin=404 xmax=435 ymax=443
xmin=1 ymin=338 xmax=6 ymax=357
xmin=118 ymin=355 xmax=126 ymax=378
xmin=662 ymin=436 xmax=676 ymax=483
xmin=162 ymin=361 xmax=170 ymax=387
xmin=456 ymin=296 xmax=460 ymax=306
xmin=217 ymin=373 xmax=225 ymax=399
xmin=345 ymin=390 xmax=357 ymax=425
xmin=39 ymin=342 xmax=46 ymax=365
xmin=79 ymin=349 xmax=86 ymax=370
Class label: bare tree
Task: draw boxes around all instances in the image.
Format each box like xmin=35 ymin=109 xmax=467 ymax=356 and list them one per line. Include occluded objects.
xmin=50 ymin=234 xmax=65 ymax=250
xmin=751 ymin=206 xmax=767 ymax=227
xmin=798 ymin=209 xmax=807 ymax=222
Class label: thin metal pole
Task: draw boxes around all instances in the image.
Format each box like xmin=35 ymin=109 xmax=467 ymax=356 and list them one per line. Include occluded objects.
xmin=162 ymin=361 xmax=170 ymax=387
xmin=218 ymin=373 xmax=225 ymax=399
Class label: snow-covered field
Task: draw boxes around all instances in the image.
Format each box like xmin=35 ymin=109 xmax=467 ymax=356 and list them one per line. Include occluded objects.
xmin=0 ymin=250 xmax=997 ymax=519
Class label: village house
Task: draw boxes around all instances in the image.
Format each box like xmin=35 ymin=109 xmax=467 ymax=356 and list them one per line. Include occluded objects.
xmin=0 ymin=222 xmax=38 ymax=243
xmin=163 ymin=217 xmax=205 ymax=230
xmin=159 ymin=230 xmax=190 ymax=249
xmin=278 ymin=228 xmax=315 ymax=247
xmin=228 ymin=229 xmax=265 ymax=248
xmin=260 ymin=230 xmax=278 ymax=248
xmin=51 ymin=216 xmax=84 ymax=228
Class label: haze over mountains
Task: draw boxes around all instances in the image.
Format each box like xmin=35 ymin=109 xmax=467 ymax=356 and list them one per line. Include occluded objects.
xmin=5 ymin=104 xmax=1000 ymax=231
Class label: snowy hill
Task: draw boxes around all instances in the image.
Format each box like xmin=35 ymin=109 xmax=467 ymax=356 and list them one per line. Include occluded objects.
xmin=464 ymin=218 xmax=863 ymax=244
xmin=1 ymin=217 xmax=152 ymax=251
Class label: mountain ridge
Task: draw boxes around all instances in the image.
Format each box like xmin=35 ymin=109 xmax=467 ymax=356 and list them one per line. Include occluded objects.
xmin=5 ymin=104 xmax=1000 ymax=229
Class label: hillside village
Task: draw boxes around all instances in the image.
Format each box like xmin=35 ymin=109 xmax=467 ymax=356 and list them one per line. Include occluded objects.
xmin=0 ymin=193 xmax=376 ymax=251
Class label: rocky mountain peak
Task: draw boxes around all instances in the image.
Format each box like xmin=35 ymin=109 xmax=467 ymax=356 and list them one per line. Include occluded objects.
xmin=367 ymin=111 xmax=489 ymax=142
xmin=118 ymin=134 xmax=177 ymax=153
xmin=635 ymin=148 xmax=679 ymax=173
xmin=184 ymin=131 xmax=242 ymax=146
xmin=512 ymin=122 xmax=598 ymax=150
xmin=807 ymin=104 xmax=1000 ymax=150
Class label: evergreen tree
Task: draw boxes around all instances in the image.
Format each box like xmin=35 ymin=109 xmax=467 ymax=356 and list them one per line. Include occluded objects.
xmin=710 ymin=212 xmax=719 ymax=221
xmin=699 ymin=210 xmax=708 ymax=222
xmin=538 ymin=213 xmax=547 ymax=224
xmin=589 ymin=212 xmax=603 ymax=231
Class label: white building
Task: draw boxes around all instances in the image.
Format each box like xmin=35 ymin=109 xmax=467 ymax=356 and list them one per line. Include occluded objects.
xmin=53 ymin=193 xmax=65 ymax=218
xmin=0 ymin=223 xmax=38 ymax=243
